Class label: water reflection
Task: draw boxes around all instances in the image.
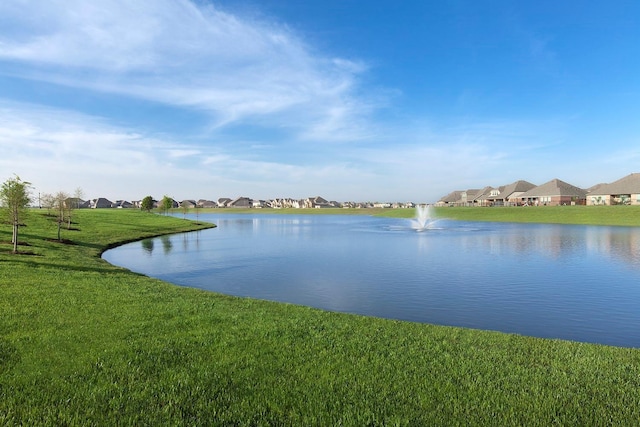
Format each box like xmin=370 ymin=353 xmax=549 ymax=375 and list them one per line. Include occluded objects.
xmin=103 ymin=214 xmax=640 ymax=348
xmin=141 ymin=238 xmax=154 ymax=255
xmin=160 ymin=235 xmax=173 ymax=254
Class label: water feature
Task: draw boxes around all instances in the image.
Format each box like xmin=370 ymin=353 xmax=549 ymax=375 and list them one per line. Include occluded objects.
xmin=103 ymin=213 xmax=640 ymax=348
xmin=412 ymin=204 xmax=438 ymax=231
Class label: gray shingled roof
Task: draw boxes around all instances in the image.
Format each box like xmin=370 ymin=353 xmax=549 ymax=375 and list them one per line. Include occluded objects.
xmin=518 ymin=179 xmax=587 ymax=198
xmin=588 ymin=173 xmax=640 ymax=195
xmin=439 ymin=190 xmax=462 ymax=203
xmin=470 ymin=186 xmax=492 ymax=202
xmin=486 ymin=180 xmax=536 ymax=200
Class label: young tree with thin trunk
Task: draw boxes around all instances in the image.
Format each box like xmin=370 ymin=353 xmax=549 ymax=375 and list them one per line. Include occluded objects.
xmin=68 ymin=187 xmax=84 ymax=229
xmin=0 ymin=175 xmax=32 ymax=253
xmin=74 ymin=187 xmax=84 ymax=209
xmin=40 ymin=193 xmax=54 ymax=216
xmin=161 ymin=195 xmax=173 ymax=215
xmin=54 ymin=191 xmax=70 ymax=241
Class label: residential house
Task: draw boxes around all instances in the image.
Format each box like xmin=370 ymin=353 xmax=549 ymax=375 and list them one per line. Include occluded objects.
xmin=271 ymin=198 xmax=303 ymax=209
xmin=180 ymin=200 xmax=197 ymax=208
xmin=64 ymin=197 xmax=88 ymax=209
xmin=373 ymin=202 xmax=392 ymax=208
xmin=198 ymin=199 xmax=217 ymax=208
xmin=460 ymin=189 xmax=479 ymax=206
xmin=586 ymin=173 xmax=640 ymax=205
xmin=304 ymin=196 xmax=332 ymax=208
xmin=90 ymin=198 xmax=113 ymax=208
xmin=517 ymin=179 xmax=587 ymax=206
xmin=217 ymin=198 xmax=232 ymax=208
xmin=229 ymin=197 xmax=253 ymax=208
xmin=435 ymin=190 xmax=463 ymax=207
xmin=114 ymin=200 xmax=134 ymax=208
xmin=485 ymin=180 xmax=536 ymax=206
xmin=470 ymin=187 xmax=493 ymax=207
xmin=476 ymin=187 xmax=502 ymax=207
xmin=252 ymin=200 xmax=270 ymax=208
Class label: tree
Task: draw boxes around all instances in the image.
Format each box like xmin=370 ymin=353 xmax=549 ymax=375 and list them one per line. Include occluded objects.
xmin=67 ymin=187 xmax=85 ymax=229
xmin=40 ymin=192 xmax=55 ymax=215
xmin=53 ymin=191 xmax=70 ymax=241
xmin=160 ymin=195 xmax=173 ymax=215
xmin=140 ymin=196 xmax=154 ymax=212
xmin=0 ymin=175 xmax=32 ymax=253
xmin=73 ymin=187 xmax=84 ymax=209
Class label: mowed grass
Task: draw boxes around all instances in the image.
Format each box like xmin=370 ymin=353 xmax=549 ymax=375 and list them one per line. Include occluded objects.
xmin=1 ymin=209 xmax=640 ymax=425
xmin=431 ymin=205 xmax=640 ymax=226
xmin=193 ymin=205 xmax=640 ymax=227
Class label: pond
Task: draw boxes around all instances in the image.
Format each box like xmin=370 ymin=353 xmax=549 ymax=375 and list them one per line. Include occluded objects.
xmin=102 ymin=213 xmax=640 ymax=348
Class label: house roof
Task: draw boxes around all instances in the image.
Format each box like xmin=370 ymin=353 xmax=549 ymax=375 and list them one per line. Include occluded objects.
xmin=486 ymin=180 xmax=536 ymax=200
xmin=518 ymin=179 xmax=587 ymax=198
xmin=477 ymin=187 xmax=501 ymax=201
xmin=588 ymin=173 xmax=640 ymax=195
xmin=470 ymin=186 xmax=493 ymax=201
xmin=439 ymin=190 xmax=462 ymax=203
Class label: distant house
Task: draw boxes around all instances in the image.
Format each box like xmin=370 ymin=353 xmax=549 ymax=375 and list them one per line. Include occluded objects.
xmin=470 ymin=187 xmax=493 ymax=207
xmin=90 ymin=198 xmax=113 ymax=209
xmin=517 ymin=179 xmax=587 ymax=206
xmin=373 ymin=202 xmax=392 ymax=208
xmin=114 ymin=200 xmax=134 ymax=208
xmin=198 ymin=199 xmax=217 ymax=208
xmin=217 ymin=198 xmax=232 ymax=208
xmin=64 ymin=197 xmax=87 ymax=209
xmin=304 ymin=196 xmax=332 ymax=208
xmin=458 ymin=189 xmax=479 ymax=207
xmin=180 ymin=200 xmax=197 ymax=208
xmin=586 ymin=173 xmax=640 ymax=205
xmin=436 ymin=190 xmax=463 ymax=207
xmin=252 ymin=200 xmax=271 ymax=208
xmin=229 ymin=197 xmax=253 ymax=208
xmin=485 ymin=180 xmax=536 ymax=206
xmin=132 ymin=199 xmax=157 ymax=209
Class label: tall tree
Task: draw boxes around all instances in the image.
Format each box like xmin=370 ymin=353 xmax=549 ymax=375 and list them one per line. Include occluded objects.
xmin=0 ymin=176 xmax=32 ymax=253
xmin=140 ymin=196 xmax=154 ymax=212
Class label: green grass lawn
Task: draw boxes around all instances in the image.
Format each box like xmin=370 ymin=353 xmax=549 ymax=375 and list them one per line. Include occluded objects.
xmin=431 ymin=205 xmax=640 ymax=226
xmin=1 ymin=209 xmax=640 ymax=425
xmin=185 ymin=205 xmax=640 ymax=227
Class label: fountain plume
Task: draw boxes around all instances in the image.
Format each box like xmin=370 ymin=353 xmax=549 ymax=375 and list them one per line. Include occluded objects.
xmin=412 ymin=204 xmax=437 ymax=231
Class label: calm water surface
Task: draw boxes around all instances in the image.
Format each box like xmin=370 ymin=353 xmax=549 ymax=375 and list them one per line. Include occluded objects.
xmin=103 ymin=214 xmax=640 ymax=348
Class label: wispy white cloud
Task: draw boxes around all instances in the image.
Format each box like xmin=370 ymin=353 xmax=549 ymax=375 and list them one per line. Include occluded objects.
xmin=0 ymin=0 xmax=378 ymax=140
xmin=1 ymin=1 xmax=616 ymax=202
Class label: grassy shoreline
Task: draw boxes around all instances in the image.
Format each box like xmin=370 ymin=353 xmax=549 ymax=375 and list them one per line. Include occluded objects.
xmin=2 ymin=209 xmax=639 ymax=424
xmin=174 ymin=205 xmax=640 ymax=226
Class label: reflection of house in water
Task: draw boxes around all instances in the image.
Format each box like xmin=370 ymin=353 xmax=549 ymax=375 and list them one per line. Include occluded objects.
xmin=585 ymin=227 xmax=640 ymax=267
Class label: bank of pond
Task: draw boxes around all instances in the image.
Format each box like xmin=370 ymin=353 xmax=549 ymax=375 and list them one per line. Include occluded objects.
xmin=1 ymin=209 xmax=639 ymax=424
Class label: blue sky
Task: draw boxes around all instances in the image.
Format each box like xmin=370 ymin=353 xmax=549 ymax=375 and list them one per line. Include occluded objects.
xmin=0 ymin=0 xmax=638 ymax=203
